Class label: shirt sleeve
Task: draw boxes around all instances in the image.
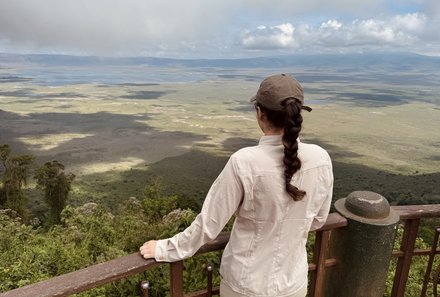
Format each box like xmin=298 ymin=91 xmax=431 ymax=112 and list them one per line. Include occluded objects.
xmin=309 ymin=161 xmax=334 ymax=231
xmin=155 ymin=155 xmax=244 ymax=262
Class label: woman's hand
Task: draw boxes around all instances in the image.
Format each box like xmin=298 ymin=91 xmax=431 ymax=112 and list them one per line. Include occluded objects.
xmin=139 ymin=240 xmax=157 ymax=259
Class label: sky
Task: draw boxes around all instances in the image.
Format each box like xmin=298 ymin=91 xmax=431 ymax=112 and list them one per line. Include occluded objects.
xmin=0 ymin=0 xmax=439 ymax=58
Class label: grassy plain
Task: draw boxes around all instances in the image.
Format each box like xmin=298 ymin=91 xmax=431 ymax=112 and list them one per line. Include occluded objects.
xmin=0 ymin=66 xmax=439 ymax=215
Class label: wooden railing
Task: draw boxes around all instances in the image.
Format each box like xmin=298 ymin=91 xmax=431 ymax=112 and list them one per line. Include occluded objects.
xmin=1 ymin=205 xmax=439 ymax=297
xmin=391 ymin=205 xmax=440 ymax=297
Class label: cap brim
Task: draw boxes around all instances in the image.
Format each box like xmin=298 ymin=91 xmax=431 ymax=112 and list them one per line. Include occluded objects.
xmin=251 ymin=96 xmax=312 ymax=112
xmin=301 ymin=105 xmax=312 ymax=112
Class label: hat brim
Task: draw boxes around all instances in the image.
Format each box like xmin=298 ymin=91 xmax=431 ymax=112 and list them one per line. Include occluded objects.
xmin=251 ymin=96 xmax=312 ymax=112
xmin=301 ymin=105 xmax=312 ymax=112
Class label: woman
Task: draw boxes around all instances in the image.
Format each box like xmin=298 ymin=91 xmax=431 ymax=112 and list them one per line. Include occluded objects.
xmin=140 ymin=74 xmax=333 ymax=297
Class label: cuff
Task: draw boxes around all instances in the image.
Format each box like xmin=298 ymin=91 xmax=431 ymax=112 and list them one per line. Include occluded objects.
xmin=154 ymin=239 xmax=167 ymax=262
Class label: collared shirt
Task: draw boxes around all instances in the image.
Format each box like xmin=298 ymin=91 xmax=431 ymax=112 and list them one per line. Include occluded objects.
xmin=155 ymin=135 xmax=333 ymax=297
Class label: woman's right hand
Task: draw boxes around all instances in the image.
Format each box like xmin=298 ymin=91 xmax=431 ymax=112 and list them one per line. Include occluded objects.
xmin=139 ymin=240 xmax=157 ymax=259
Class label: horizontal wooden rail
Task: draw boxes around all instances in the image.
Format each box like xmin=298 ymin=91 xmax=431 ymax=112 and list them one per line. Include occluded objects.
xmin=308 ymin=258 xmax=338 ymax=271
xmin=0 ymin=254 xmax=160 ymax=297
xmin=392 ymin=248 xmax=440 ymax=258
xmin=314 ymin=211 xmax=347 ymax=231
xmin=392 ymin=204 xmax=440 ymax=219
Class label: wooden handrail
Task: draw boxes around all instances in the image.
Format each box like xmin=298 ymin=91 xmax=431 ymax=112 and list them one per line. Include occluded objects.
xmin=0 ymin=254 xmax=159 ymax=297
xmin=392 ymin=204 xmax=440 ymax=219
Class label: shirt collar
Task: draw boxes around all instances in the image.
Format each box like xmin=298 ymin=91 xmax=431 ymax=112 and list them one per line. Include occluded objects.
xmin=259 ymin=135 xmax=282 ymax=146
xmin=258 ymin=135 xmax=301 ymax=146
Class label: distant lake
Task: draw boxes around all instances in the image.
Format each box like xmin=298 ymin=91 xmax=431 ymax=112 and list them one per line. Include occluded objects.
xmin=1 ymin=64 xmax=284 ymax=86
xmin=16 ymin=66 xmax=218 ymax=86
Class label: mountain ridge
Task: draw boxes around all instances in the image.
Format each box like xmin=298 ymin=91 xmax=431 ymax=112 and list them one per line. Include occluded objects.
xmin=1 ymin=52 xmax=440 ymax=71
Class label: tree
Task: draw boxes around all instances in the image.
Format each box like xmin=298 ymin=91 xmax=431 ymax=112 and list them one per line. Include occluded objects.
xmin=0 ymin=144 xmax=9 ymax=206
xmin=34 ymin=160 xmax=75 ymax=225
xmin=0 ymin=144 xmax=34 ymax=219
xmin=141 ymin=178 xmax=178 ymax=224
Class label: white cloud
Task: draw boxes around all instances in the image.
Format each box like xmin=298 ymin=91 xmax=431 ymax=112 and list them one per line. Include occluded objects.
xmin=350 ymin=13 xmax=428 ymax=45
xmin=320 ymin=20 xmax=343 ymax=30
xmin=241 ymin=23 xmax=297 ymax=49
xmin=240 ymin=13 xmax=437 ymax=54
xmin=356 ymin=19 xmax=396 ymax=43
xmin=392 ymin=13 xmax=426 ymax=32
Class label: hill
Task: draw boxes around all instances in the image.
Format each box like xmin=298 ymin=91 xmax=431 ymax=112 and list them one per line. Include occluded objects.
xmin=2 ymin=52 xmax=440 ymax=71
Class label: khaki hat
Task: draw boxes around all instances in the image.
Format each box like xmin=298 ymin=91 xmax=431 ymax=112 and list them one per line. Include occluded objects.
xmin=250 ymin=74 xmax=312 ymax=112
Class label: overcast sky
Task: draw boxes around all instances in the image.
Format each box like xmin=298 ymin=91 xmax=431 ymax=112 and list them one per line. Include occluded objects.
xmin=0 ymin=0 xmax=439 ymax=58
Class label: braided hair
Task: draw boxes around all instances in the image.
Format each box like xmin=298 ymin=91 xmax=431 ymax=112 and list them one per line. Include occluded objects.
xmin=257 ymin=98 xmax=306 ymax=201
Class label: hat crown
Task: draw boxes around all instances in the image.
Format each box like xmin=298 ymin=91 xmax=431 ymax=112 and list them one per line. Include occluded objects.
xmin=255 ymin=74 xmax=304 ymax=111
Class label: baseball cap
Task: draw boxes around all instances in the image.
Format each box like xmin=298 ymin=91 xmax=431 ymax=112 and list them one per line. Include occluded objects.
xmin=250 ymin=74 xmax=312 ymax=112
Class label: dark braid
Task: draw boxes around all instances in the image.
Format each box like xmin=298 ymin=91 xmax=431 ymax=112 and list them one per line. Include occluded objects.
xmin=256 ymin=98 xmax=306 ymax=201
xmin=281 ymin=98 xmax=305 ymax=201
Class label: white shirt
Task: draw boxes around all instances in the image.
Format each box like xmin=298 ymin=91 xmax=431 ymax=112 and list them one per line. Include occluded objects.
xmin=155 ymin=135 xmax=333 ymax=297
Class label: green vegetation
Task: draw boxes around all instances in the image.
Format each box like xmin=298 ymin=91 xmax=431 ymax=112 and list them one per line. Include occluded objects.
xmin=0 ymin=145 xmax=75 ymax=227
xmin=0 ymin=144 xmax=34 ymax=220
xmin=0 ymin=180 xmax=222 ymax=297
xmin=34 ymin=160 xmax=75 ymax=225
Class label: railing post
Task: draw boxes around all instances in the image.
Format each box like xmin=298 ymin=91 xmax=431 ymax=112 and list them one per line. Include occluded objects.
xmin=309 ymin=230 xmax=331 ymax=297
xmin=420 ymin=227 xmax=439 ymax=297
xmin=391 ymin=218 xmax=420 ymax=296
xmin=207 ymin=263 xmax=213 ymax=297
xmin=170 ymin=261 xmax=184 ymax=297
xmin=326 ymin=191 xmax=400 ymax=297
xmin=140 ymin=281 xmax=149 ymax=297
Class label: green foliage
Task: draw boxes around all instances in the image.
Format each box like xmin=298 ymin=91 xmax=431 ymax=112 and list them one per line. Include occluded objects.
xmin=0 ymin=144 xmax=34 ymax=219
xmin=34 ymin=160 xmax=75 ymax=225
xmin=182 ymin=252 xmax=222 ymax=293
xmin=141 ymin=178 xmax=178 ymax=224
xmin=0 ymin=181 xmax=221 ymax=296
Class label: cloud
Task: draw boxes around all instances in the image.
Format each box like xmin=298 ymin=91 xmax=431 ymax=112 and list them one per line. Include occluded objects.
xmin=232 ymin=0 xmax=386 ymax=19
xmin=0 ymin=0 xmax=230 ymax=56
xmin=339 ymin=13 xmax=429 ymax=46
xmin=320 ymin=20 xmax=343 ymax=30
xmin=0 ymin=0 xmax=439 ymax=57
xmin=241 ymin=23 xmax=297 ymax=49
xmin=240 ymin=13 xmax=438 ymax=54
xmin=420 ymin=0 xmax=440 ymax=18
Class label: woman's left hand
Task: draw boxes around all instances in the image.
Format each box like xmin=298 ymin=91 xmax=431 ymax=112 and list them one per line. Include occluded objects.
xmin=139 ymin=240 xmax=157 ymax=259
